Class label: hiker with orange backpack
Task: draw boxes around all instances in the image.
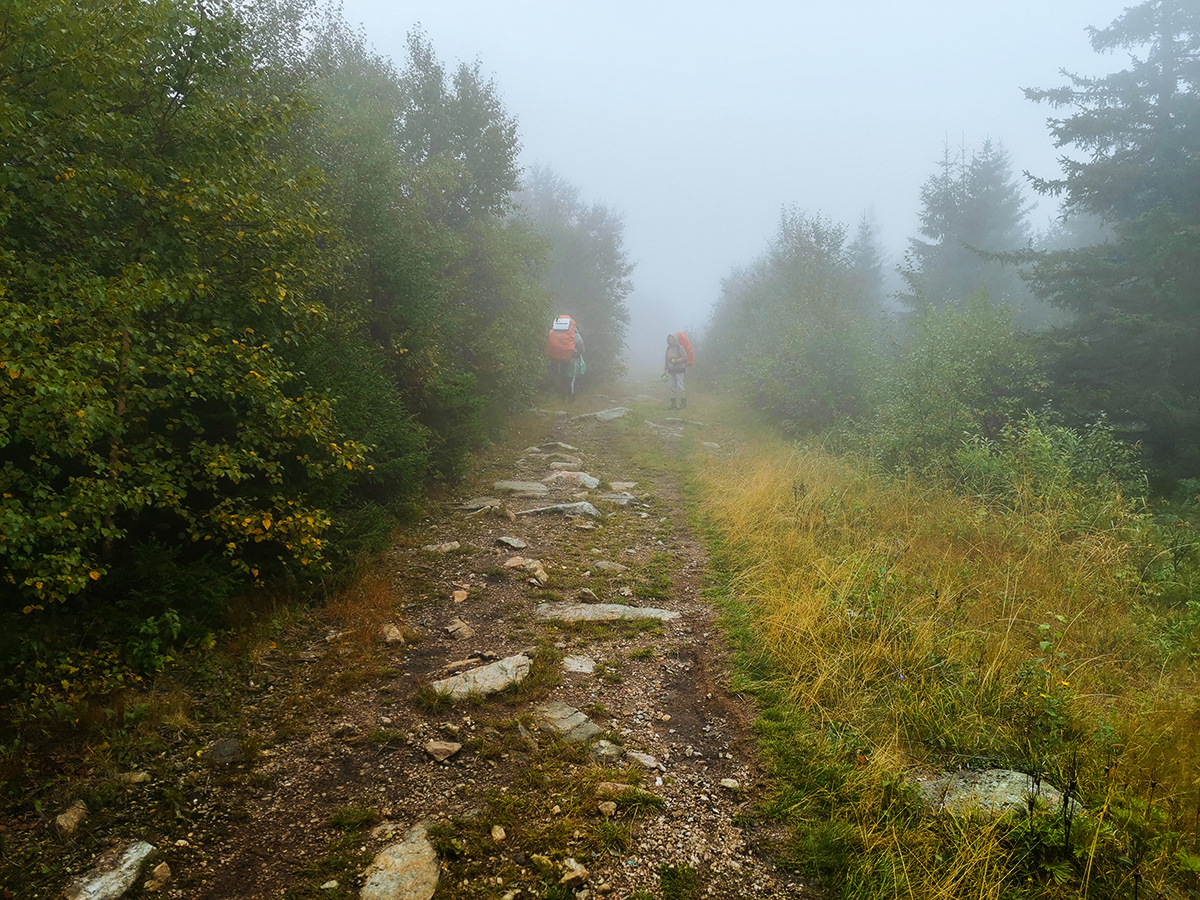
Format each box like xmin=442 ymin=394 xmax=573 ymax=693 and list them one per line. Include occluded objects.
xmin=546 ymin=315 xmax=585 ymax=401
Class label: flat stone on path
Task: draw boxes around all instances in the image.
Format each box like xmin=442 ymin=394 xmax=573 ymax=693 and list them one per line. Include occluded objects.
xmin=445 ymin=618 xmax=474 ymax=640
xmin=65 ymin=840 xmax=158 ymax=900
xmin=460 ymin=497 xmax=502 ymax=510
xmin=540 ymin=441 xmax=579 ymax=452
xmin=597 ymin=493 xmax=637 ymax=505
xmin=421 ymin=541 xmax=460 ymax=553
xmin=563 ymin=655 xmax=596 ymax=674
xmin=610 ymin=481 xmax=638 ymax=491
xmin=663 ymin=417 xmax=707 ymax=426
xmin=542 ymin=471 xmax=600 ymax=489
xmin=593 ymin=561 xmax=628 ymax=574
xmin=573 ymin=407 xmax=629 ymax=422
xmin=535 ymin=602 xmax=679 ymax=623
xmin=360 ymin=824 xmax=439 ymax=900
xmin=429 ymin=655 xmax=532 ymax=700
xmin=547 ymin=461 xmax=582 ymax=471
xmin=424 ymin=740 xmax=462 ymax=762
xmin=535 ymin=701 xmax=601 ymax=743
xmin=493 ymin=481 xmax=549 ymax=498
xmin=517 ymin=501 xmax=601 ymax=518
xmin=496 ymin=536 xmax=527 ymax=549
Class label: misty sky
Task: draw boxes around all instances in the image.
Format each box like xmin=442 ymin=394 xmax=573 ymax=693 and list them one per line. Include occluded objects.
xmin=339 ymin=0 xmax=1133 ymax=363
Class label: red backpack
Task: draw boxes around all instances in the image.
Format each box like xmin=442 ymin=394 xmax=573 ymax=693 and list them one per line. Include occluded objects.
xmin=676 ymin=331 xmax=695 ymax=366
xmin=546 ymin=316 xmax=577 ymax=361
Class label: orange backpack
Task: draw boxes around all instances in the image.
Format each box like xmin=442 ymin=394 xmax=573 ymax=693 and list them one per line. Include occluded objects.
xmin=546 ymin=316 xmax=577 ymax=361
xmin=676 ymin=331 xmax=695 ymax=366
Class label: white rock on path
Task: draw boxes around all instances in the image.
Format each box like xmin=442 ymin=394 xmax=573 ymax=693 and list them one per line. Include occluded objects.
xmin=542 ymin=471 xmax=600 ymax=489
xmin=572 ymin=407 xmax=629 ymax=422
xmin=536 ymin=701 xmax=601 ymax=742
xmin=493 ymin=481 xmax=549 ymax=498
xmin=496 ymin=536 xmax=527 ymax=549
xmin=429 ymin=655 xmax=532 ymax=700
xmin=535 ymin=603 xmax=679 ymax=623
xmin=563 ymin=655 xmax=596 ymax=674
xmin=517 ymin=501 xmax=601 ymax=518
xmin=65 ymin=840 xmax=158 ymax=900
xmin=56 ymin=799 xmax=88 ymax=835
xmin=360 ymin=824 xmax=439 ymax=900
xmin=421 ymin=541 xmax=460 ymax=553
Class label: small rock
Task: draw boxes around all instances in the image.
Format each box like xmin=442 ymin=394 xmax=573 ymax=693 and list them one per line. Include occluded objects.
xmin=422 ymin=541 xmax=461 ymax=553
xmin=593 ymin=561 xmax=628 ymax=574
xmin=201 ymin=738 xmax=245 ymax=765
xmin=563 ymin=655 xmax=596 ymax=674
xmin=540 ymin=441 xmax=579 ymax=452
xmin=425 ymin=740 xmax=462 ymax=762
xmin=597 ymin=801 xmax=617 ymax=817
xmin=702 ymin=442 xmax=721 ymax=450
xmin=65 ymin=840 xmax=158 ymax=900
xmin=594 ymin=782 xmax=632 ymax=797
xmin=461 ymin=497 xmax=502 ymax=510
xmin=625 ymin=750 xmax=659 ymax=770
xmin=548 ymin=460 xmax=581 ymax=471
xmin=331 ymin=722 xmax=359 ymax=739
xmin=451 ymin=589 xmax=468 ymax=603
xmin=496 ymin=536 xmax=527 ymax=550
xmin=446 ymin=618 xmax=475 ymax=640
xmin=560 ymin=857 xmax=589 ymax=886
xmin=590 ymin=740 xmax=623 ymax=763
xmin=117 ymin=771 xmax=151 ymax=785
xmin=491 ymin=824 xmax=506 ymax=842
xmin=503 ymin=556 xmax=549 ymax=583
xmin=143 ymin=861 xmax=171 ymax=892
xmin=320 ymin=881 xmax=339 ymax=891
xmin=720 ymin=778 xmax=741 ymax=790
xmin=55 ymin=800 xmax=88 ymax=836
xmin=535 ymin=700 xmax=601 ymax=743
xmin=609 ymin=481 xmax=638 ymax=491
xmin=380 ymin=624 xmax=405 ymax=645
xmin=531 ymin=853 xmax=553 ymax=868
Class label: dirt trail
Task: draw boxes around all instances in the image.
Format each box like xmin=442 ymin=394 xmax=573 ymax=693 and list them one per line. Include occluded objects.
xmin=25 ymin=395 xmax=811 ymax=900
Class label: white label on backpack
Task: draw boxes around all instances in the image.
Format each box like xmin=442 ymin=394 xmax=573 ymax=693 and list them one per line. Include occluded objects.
xmin=552 ymin=316 xmax=572 ymax=331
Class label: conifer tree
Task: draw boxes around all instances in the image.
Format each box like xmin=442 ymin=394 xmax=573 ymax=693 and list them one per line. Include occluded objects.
xmin=1023 ymin=0 xmax=1200 ymax=467
xmin=900 ymin=140 xmax=1033 ymax=313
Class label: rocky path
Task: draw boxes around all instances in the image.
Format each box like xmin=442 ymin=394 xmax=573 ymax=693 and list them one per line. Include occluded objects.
xmin=45 ymin=398 xmax=809 ymax=900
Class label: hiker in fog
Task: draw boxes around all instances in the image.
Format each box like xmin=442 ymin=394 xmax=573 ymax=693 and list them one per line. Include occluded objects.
xmin=546 ymin=315 xmax=585 ymax=401
xmin=664 ymin=333 xmax=687 ymax=409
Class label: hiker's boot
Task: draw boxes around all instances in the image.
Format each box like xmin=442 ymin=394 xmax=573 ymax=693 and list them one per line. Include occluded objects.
xmin=679 ymin=397 xmax=686 ymax=409
xmin=669 ymin=397 xmax=677 ymax=410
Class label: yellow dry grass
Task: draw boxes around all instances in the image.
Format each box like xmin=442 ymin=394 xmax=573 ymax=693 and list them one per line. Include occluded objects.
xmin=695 ymin=430 xmax=1200 ymax=857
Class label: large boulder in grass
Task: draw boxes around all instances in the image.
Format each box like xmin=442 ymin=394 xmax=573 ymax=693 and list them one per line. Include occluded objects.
xmin=912 ymin=768 xmax=1081 ymax=816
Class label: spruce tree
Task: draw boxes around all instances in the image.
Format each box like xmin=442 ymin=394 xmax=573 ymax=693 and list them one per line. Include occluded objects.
xmin=900 ymin=140 xmax=1034 ymax=315
xmin=1023 ymin=0 xmax=1200 ymax=469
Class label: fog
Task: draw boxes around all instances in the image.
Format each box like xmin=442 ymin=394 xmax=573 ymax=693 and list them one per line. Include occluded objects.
xmin=338 ymin=0 xmax=1131 ymax=370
